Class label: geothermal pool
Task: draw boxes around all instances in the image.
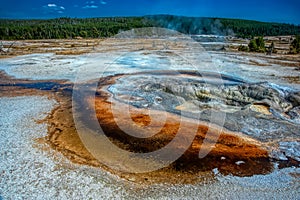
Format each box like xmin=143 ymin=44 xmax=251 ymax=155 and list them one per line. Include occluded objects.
xmin=0 ymin=39 xmax=299 ymax=199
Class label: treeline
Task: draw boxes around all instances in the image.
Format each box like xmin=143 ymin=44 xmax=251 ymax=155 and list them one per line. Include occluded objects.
xmin=1 ymin=15 xmax=300 ymax=40
xmin=218 ymin=18 xmax=300 ymax=38
xmin=148 ymin=15 xmax=300 ymax=38
xmin=0 ymin=17 xmax=152 ymax=40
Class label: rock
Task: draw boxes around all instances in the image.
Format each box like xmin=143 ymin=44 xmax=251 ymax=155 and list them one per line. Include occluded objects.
xmin=279 ymin=141 xmax=300 ymax=161
xmin=235 ymin=161 xmax=245 ymax=165
xmin=175 ymin=101 xmax=201 ymax=113
xmin=287 ymin=92 xmax=300 ymax=107
xmin=212 ymin=168 xmax=219 ymax=175
xmin=288 ymin=106 xmax=300 ymax=123
xmin=128 ymin=177 xmax=136 ymax=182
xmin=269 ymin=150 xmax=288 ymax=161
xmin=108 ymin=72 xmax=300 ymax=143
xmin=250 ymin=104 xmax=272 ymax=115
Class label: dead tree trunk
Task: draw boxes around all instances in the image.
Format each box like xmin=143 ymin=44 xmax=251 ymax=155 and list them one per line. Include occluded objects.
xmin=266 ymin=42 xmax=275 ymax=56
xmin=0 ymin=41 xmax=15 ymax=55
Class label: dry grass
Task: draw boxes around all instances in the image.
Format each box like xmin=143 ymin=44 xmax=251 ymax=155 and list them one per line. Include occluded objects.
xmin=282 ymin=76 xmax=300 ymax=84
xmin=0 ymin=39 xmax=104 ymax=58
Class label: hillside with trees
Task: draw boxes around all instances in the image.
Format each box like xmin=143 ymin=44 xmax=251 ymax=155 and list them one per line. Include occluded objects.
xmin=1 ymin=15 xmax=299 ymax=40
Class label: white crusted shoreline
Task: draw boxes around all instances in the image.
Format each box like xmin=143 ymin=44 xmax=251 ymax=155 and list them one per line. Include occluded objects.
xmin=0 ymin=96 xmax=127 ymax=199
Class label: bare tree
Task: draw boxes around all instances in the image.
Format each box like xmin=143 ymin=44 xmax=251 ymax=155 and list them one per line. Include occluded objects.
xmin=266 ymin=42 xmax=275 ymax=56
xmin=0 ymin=41 xmax=16 ymax=55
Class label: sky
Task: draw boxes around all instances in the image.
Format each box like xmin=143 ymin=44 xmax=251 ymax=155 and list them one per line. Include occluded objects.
xmin=0 ymin=0 xmax=299 ymax=24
